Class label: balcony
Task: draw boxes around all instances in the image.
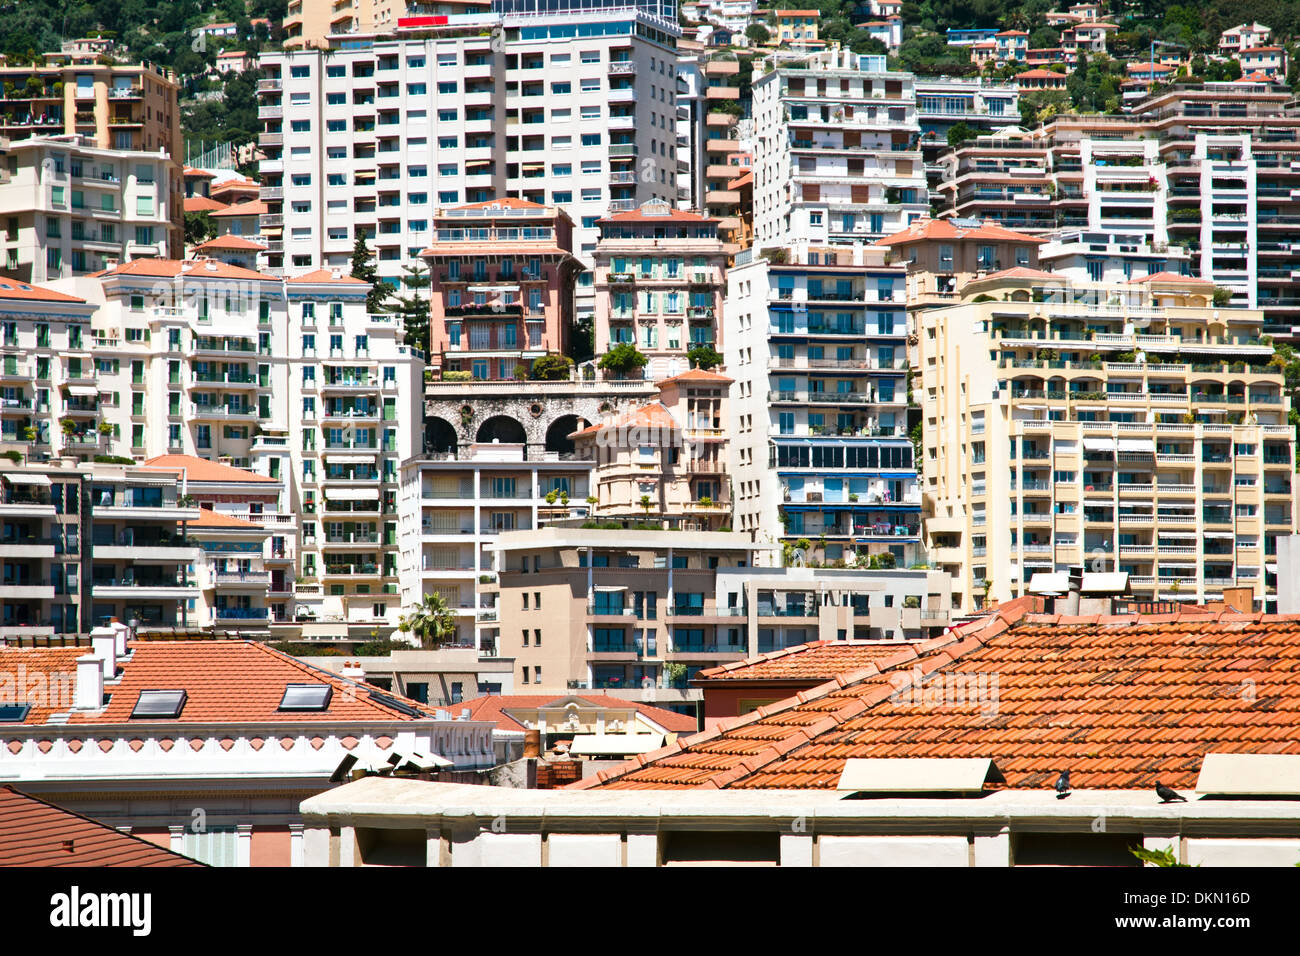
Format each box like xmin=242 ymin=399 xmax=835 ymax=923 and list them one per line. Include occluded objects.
xmin=214 ymin=570 xmax=272 ymax=587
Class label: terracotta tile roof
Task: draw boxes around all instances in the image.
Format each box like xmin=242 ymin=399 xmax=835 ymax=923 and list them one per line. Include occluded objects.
xmin=209 ymin=199 xmax=266 ymax=218
xmin=456 ymin=694 xmax=697 ymax=734
xmin=183 ymin=196 xmax=228 ymax=213
xmin=189 ymin=507 xmax=266 ymax=530
xmin=1016 ymin=68 xmax=1068 ymax=79
xmin=1127 ymin=271 xmax=1215 ymax=286
xmin=570 ymin=401 xmax=679 ymax=439
xmin=875 ymin=218 xmax=1044 ymax=246
xmin=93 ymin=259 xmax=271 ymax=281
xmin=574 ymin=599 xmax=1300 ymax=792
xmin=978 ymin=266 xmax=1061 ymax=282
xmin=183 ymin=167 xmax=216 ymax=179
xmin=452 ymin=197 xmax=547 ymax=211
xmin=142 ymin=454 xmax=277 ymax=483
xmin=0 ymin=641 xmax=445 ymax=725
xmin=285 ymin=269 xmax=367 ymax=284
xmin=655 ymin=368 xmax=733 ymax=388
xmin=727 ymin=169 xmax=753 ymax=190
xmin=191 ymin=234 xmax=267 ymax=251
xmin=0 ymin=280 xmax=86 ymax=303
xmin=419 ymin=242 xmax=569 ymax=258
xmin=597 ymin=207 xmax=719 ymax=224
xmin=0 ymin=787 xmax=201 ymax=867
xmin=695 ymin=640 xmax=928 ymax=682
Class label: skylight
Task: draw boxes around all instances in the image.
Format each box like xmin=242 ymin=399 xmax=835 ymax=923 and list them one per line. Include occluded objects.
xmin=279 ymin=684 xmax=333 ymax=711
xmin=0 ymin=703 xmax=31 ymax=722
xmin=131 ymin=689 xmax=187 ymax=719
xmin=368 ymin=689 xmax=423 ymax=718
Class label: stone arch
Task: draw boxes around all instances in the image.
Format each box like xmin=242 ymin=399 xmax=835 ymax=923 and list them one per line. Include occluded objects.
xmin=545 ymin=414 xmax=590 ymax=454
xmin=476 ymin=415 xmax=527 ymax=445
xmin=425 ymin=416 xmax=459 ymax=455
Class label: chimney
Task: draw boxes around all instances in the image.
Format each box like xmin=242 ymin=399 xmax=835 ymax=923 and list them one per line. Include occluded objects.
xmin=1220 ymin=586 xmax=1254 ymax=615
xmin=89 ymin=625 xmax=117 ymax=680
xmin=341 ymin=659 xmax=366 ymax=680
xmin=74 ymin=654 xmax=103 ymax=710
xmin=523 ymin=728 xmax=541 ymax=758
xmin=109 ymin=618 xmax=131 ymax=658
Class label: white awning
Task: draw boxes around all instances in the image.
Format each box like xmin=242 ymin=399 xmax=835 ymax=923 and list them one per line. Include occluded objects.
xmin=1082 ymin=438 xmax=1116 ymax=451
xmin=1267 ymin=563 xmax=1278 ymax=573
xmin=1027 ymin=571 xmax=1070 ymax=595
xmin=1117 ymin=438 xmax=1156 ymax=453
xmin=324 ymin=455 xmax=373 ymax=464
xmin=568 ymin=734 xmax=664 ymax=757
xmin=1081 ymin=571 xmax=1129 ymax=593
xmin=2 ymin=473 xmax=51 ymax=486
xmin=1203 ymin=532 xmax=1235 ymax=539
xmin=593 ymin=585 xmax=627 ymax=592
xmin=324 ymin=487 xmax=379 ymax=501
xmin=65 ymin=385 xmax=97 ymax=397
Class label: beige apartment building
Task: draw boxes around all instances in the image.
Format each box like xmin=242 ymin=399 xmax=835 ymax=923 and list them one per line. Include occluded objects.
xmin=282 ymin=0 xmax=490 ymax=48
xmin=874 ymin=217 xmax=1043 ymax=300
xmin=490 ymin=527 xmax=775 ymax=709
xmin=593 ymin=201 xmax=727 ymax=379
xmin=913 ymin=269 xmax=1297 ymax=612
xmin=571 ymin=368 xmax=732 ymax=529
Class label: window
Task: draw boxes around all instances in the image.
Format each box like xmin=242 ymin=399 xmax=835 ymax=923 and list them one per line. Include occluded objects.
xmin=279 ymin=684 xmax=333 ymax=711
xmin=131 ymin=689 xmax=186 ymax=719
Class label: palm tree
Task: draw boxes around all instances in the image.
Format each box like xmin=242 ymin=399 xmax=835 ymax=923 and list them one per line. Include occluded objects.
xmin=397 ymin=592 xmax=457 ymax=649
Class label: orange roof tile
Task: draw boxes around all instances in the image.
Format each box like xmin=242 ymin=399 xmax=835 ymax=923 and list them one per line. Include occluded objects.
xmin=695 ymin=640 xmax=928 ymax=682
xmin=0 ymin=787 xmax=201 ymax=867
xmin=575 ymin=600 xmax=1300 ymax=792
xmin=191 ymin=234 xmax=267 ymax=251
xmin=183 ymin=196 xmax=228 ymax=213
xmin=142 ymin=454 xmax=277 ymax=483
xmin=655 ymin=368 xmax=733 ymax=388
xmin=452 ymin=197 xmax=547 ymax=211
xmin=189 ymin=508 xmax=266 ymax=530
xmin=1016 ymin=68 xmax=1068 ymax=79
xmin=978 ymin=266 xmax=1061 ymax=282
xmin=0 ymin=280 xmax=86 ymax=303
xmin=285 ymin=269 xmax=368 ymax=284
xmin=598 ymin=207 xmax=719 ymax=225
xmin=419 ymin=243 xmax=569 ymax=258
xmin=94 ymin=259 xmax=271 ymax=281
xmin=183 ymin=167 xmax=216 ymax=179
xmin=875 ymin=218 xmax=1044 ymax=246
xmin=570 ymin=401 xmax=679 ymax=439
xmin=0 ymin=641 xmax=445 ymax=725
xmin=1127 ymin=271 xmax=1215 ymax=286
xmin=209 ymin=199 xmax=266 ymax=218
xmin=456 ymin=694 xmax=697 ymax=734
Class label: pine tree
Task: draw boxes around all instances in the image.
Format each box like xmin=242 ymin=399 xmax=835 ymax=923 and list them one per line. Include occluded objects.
xmin=386 ymin=262 xmax=432 ymax=355
xmin=350 ymin=234 xmax=393 ymax=314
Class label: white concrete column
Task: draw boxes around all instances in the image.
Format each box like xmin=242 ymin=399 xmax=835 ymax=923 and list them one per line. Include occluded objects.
xmin=780 ymin=833 xmax=814 ymax=867
xmin=426 ymin=827 xmax=442 ymax=867
xmin=236 ymin=824 xmax=253 ymax=867
xmin=338 ymin=825 xmax=357 ymax=867
xmin=972 ymin=828 xmax=1010 ymax=866
xmin=626 ymin=832 xmax=658 ymax=867
xmin=289 ymin=824 xmax=304 ymax=867
xmin=302 ymin=826 xmax=330 ymax=867
xmin=168 ymin=825 xmax=185 ymax=855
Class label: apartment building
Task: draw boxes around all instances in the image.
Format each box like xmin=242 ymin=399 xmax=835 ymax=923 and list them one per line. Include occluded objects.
xmin=422 ymin=198 xmax=580 ymax=380
xmin=257 ymin=1 xmax=680 ymax=311
xmin=284 ymin=269 xmax=424 ymax=634
xmin=0 ymin=462 xmax=84 ymax=640
xmin=283 ymin=0 xmax=493 ymax=47
xmin=142 ymin=453 xmax=291 ymax=631
xmin=398 ymin=443 xmax=595 ymax=655
xmin=490 ymin=526 xmax=775 ymax=709
xmin=914 ymin=76 xmax=1019 ymax=192
xmin=725 ymin=242 xmax=921 ymax=563
xmin=773 ymin=10 xmax=821 ymax=48
xmin=874 ymin=216 xmax=1043 ymax=301
xmin=0 ymin=135 xmax=176 ymax=283
xmin=936 ymin=82 xmax=1300 ymax=340
xmin=0 ymin=279 xmax=100 ymax=457
xmin=750 ymin=47 xmax=927 ymax=250
xmin=0 ymin=45 xmax=180 ymax=156
xmin=592 ymin=201 xmax=726 ymax=376
xmin=1219 ymin=22 xmax=1272 ymax=55
xmin=713 ymin=565 xmax=954 ymax=651
xmin=912 ymin=270 xmax=1296 ymax=613
xmin=61 ymin=258 xmax=289 ymax=466
xmin=571 ymin=368 xmax=732 ymax=528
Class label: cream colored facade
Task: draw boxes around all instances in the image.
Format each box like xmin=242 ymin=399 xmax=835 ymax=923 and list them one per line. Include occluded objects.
xmin=490 ymin=527 xmax=776 ymax=708
xmin=572 ymin=369 xmax=732 ymax=530
xmin=913 ymin=271 xmax=1297 ymax=612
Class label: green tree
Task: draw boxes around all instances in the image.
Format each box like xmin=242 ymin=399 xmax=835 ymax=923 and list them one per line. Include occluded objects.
xmin=397 ymin=592 xmax=458 ymax=649
xmin=745 ymin=23 xmax=770 ymax=44
xmin=184 ymin=210 xmax=216 ymax=246
xmin=350 ymin=234 xmax=393 ymax=313
xmin=531 ymin=353 xmax=573 ymax=380
xmin=598 ymin=343 xmax=648 ymax=378
xmin=947 ymin=121 xmax=978 ymax=147
xmin=385 ymin=262 xmax=432 ymax=354
xmin=687 ymin=344 xmax=723 ymax=369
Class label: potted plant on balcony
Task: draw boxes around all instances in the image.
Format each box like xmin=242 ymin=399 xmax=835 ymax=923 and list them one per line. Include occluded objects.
xmin=698 ymin=495 xmax=713 ymax=508
xmin=638 ymin=493 xmax=653 ymax=517
xmin=97 ymin=421 xmax=113 ymax=436
xmin=598 ymin=343 xmax=647 ymax=380
xmin=59 ymin=417 xmax=76 ymax=438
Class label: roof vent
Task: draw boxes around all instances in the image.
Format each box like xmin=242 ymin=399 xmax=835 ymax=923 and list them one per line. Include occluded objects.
xmin=1196 ymin=753 xmax=1300 ymax=798
xmin=837 ymin=758 xmax=1005 ymax=797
